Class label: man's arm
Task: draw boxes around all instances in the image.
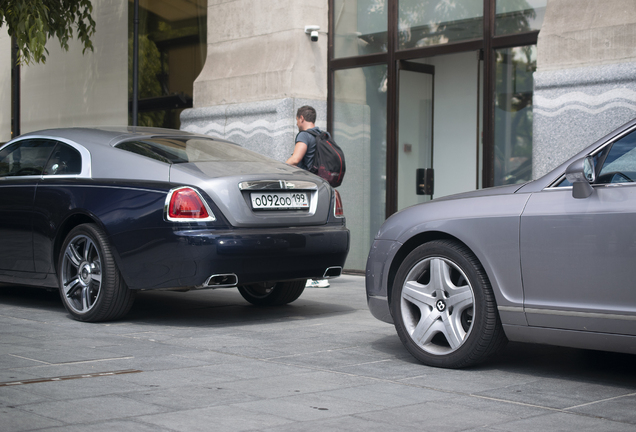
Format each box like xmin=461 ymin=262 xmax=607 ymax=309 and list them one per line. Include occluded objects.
xmin=286 ymin=141 xmax=308 ymax=166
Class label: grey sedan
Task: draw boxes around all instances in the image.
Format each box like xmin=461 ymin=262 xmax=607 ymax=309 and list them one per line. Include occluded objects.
xmin=366 ymin=118 xmax=636 ymax=368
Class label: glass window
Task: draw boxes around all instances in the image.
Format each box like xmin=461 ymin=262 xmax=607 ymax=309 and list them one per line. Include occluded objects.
xmin=597 ymin=130 xmax=636 ymax=184
xmin=333 ymin=65 xmax=387 ymax=270
xmin=116 ymin=138 xmax=272 ymax=164
xmin=129 ymin=0 xmax=207 ymax=128
xmin=494 ymin=45 xmax=536 ymax=186
xmin=43 ymin=144 xmax=82 ymax=175
xmin=0 ymin=140 xmax=57 ymax=177
xmin=334 ymin=0 xmax=388 ymax=58
xmin=398 ymin=0 xmax=483 ymax=50
xmin=496 ymin=0 xmax=547 ymax=36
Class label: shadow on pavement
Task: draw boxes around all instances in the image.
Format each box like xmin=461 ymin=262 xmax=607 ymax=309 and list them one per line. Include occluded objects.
xmin=0 ymin=283 xmax=357 ymax=328
xmin=469 ymin=341 xmax=636 ymax=387
xmin=125 ymin=288 xmax=357 ymax=327
xmin=0 ymin=284 xmax=64 ymax=311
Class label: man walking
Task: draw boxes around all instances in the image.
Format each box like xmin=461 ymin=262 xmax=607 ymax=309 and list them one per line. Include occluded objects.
xmin=286 ymin=105 xmax=320 ymax=170
xmin=287 ymin=106 xmax=330 ymax=288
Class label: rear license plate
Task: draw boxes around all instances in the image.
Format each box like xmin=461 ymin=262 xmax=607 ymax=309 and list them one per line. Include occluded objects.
xmin=251 ymin=192 xmax=309 ymax=210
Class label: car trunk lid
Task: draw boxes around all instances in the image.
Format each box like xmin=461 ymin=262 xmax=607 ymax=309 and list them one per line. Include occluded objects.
xmin=169 ymin=162 xmax=334 ymax=227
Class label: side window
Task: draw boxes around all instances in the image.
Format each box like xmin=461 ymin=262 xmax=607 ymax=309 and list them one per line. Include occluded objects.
xmin=0 ymin=139 xmax=57 ymax=177
xmin=597 ymin=129 xmax=636 ymax=184
xmin=43 ymin=143 xmax=82 ymax=175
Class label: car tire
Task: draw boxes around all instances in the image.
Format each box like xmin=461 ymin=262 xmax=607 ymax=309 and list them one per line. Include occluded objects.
xmin=58 ymin=224 xmax=135 ymax=322
xmin=391 ymin=240 xmax=507 ymax=368
xmin=238 ymin=280 xmax=306 ymax=306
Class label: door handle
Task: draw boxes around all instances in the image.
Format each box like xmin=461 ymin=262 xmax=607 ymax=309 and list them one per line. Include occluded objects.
xmin=416 ymin=168 xmax=434 ymax=196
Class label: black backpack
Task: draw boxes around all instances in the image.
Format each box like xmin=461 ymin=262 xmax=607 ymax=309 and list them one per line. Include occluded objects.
xmin=305 ymin=129 xmax=346 ymax=187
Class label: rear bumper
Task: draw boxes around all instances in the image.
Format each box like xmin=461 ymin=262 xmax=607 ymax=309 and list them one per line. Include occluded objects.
xmin=111 ymin=225 xmax=350 ymax=290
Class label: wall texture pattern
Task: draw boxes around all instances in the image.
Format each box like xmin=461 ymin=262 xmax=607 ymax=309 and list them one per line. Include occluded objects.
xmin=533 ymin=62 xmax=636 ymax=178
xmin=181 ymin=98 xmax=327 ymax=162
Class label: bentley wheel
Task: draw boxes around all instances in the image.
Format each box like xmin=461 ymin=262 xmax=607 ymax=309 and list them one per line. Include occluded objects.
xmin=58 ymin=224 xmax=134 ymax=322
xmin=391 ymin=240 xmax=507 ymax=368
xmin=238 ymin=280 xmax=306 ymax=306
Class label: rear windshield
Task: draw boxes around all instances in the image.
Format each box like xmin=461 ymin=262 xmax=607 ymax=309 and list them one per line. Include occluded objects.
xmin=116 ymin=137 xmax=272 ymax=164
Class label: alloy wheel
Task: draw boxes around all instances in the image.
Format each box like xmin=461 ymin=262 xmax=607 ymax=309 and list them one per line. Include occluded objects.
xmin=400 ymin=256 xmax=475 ymax=355
xmin=61 ymin=234 xmax=103 ymax=314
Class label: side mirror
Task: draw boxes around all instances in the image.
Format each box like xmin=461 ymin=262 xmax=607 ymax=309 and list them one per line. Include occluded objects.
xmin=565 ymin=156 xmax=595 ymax=199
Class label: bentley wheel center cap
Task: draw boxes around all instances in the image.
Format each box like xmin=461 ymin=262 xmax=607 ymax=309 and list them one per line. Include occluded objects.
xmin=436 ymin=299 xmax=447 ymax=312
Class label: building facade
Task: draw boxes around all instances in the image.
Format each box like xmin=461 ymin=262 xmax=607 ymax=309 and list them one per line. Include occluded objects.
xmin=2 ymin=0 xmax=636 ymax=271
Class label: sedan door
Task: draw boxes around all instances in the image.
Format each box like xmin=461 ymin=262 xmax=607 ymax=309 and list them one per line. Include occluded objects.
xmin=519 ymin=127 xmax=636 ymax=335
xmin=0 ymin=139 xmax=57 ymax=273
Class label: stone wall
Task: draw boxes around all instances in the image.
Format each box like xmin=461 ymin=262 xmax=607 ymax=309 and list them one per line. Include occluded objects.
xmin=181 ymin=98 xmax=326 ymax=162
xmin=182 ymin=0 xmax=329 ymax=161
xmin=19 ymin=0 xmax=128 ymax=134
xmin=533 ymin=0 xmax=636 ymax=178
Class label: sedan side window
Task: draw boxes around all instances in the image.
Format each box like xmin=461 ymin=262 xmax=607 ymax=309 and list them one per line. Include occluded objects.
xmin=0 ymin=140 xmax=57 ymax=177
xmin=596 ymin=129 xmax=636 ymax=184
xmin=43 ymin=143 xmax=82 ymax=175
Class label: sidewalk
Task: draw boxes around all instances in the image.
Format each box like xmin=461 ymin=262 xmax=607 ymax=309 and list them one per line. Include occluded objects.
xmin=1 ymin=275 xmax=635 ymax=431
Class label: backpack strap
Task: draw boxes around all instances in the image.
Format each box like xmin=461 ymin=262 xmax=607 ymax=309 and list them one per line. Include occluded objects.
xmin=305 ymin=128 xmax=331 ymax=139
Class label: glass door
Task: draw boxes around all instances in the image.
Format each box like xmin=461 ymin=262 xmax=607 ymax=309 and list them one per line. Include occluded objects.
xmin=397 ymin=62 xmax=434 ymax=211
xmin=397 ymin=51 xmax=482 ymax=210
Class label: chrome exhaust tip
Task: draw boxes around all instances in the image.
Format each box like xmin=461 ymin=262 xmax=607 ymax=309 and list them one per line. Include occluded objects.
xmin=203 ymin=273 xmax=238 ymax=288
xmin=323 ymin=267 xmax=342 ymax=278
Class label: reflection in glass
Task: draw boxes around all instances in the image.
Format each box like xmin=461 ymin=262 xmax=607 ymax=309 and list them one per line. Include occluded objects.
xmin=333 ymin=65 xmax=387 ymax=270
xmin=496 ymin=0 xmax=547 ymax=35
xmin=0 ymin=140 xmax=57 ymax=177
xmin=494 ymin=45 xmax=536 ymax=186
xmin=334 ymin=0 xmax=388 ymax=58
xmin=599 ymin=130 xmax=636 ymax=183
xmin=398 ymin=0 xmax=482 ymax=50
xmin=116 ymin=138 xmax=272 ymax=164
xmin=128 ymin=0 xmax=207 ymax=128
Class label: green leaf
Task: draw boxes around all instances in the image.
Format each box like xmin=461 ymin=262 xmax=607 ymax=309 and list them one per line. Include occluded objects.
xmin=2 ymin=0 xmax=96 ymax=64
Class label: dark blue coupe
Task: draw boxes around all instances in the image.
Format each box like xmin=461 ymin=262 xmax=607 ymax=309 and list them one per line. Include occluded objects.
xmin=0 ymin=127 xmax=349 ymax=321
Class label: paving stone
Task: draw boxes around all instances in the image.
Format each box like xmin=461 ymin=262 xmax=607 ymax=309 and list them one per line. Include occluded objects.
xmin=20 ymin=395 xmax=166 ymax=424
xmin=466 ymin=411 xmax=636 ymax=432
xmin=32 ymin=419 xmax=174 ymax=432
xmin=566 ymin=393 xmax=636 ymax=425
xmin=0 ymin=406 xmax=64 ymax=432
xmin=1 ymin=276 xmax=636 ymax=431
xmin=136 ymin=405 xmax=293 ymax=432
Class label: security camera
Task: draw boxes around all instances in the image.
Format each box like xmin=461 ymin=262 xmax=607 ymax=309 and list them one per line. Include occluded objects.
xmin=305 ymin=25 xmax=320 ymax=42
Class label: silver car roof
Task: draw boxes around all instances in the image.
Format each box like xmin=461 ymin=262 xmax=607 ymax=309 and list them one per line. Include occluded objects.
xmin=18 ymin=126 xmax=224 ymax=149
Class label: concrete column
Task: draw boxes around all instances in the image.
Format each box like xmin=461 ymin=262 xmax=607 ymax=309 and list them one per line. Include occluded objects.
xmin=18 ymin=0 xmax=128 ymax=133
xmin=181 ymin=0 xmax=329 ymax=161
xmin=0 ymin=27 xmax=11 ymax=142
xmin=533 ymin=0 xmax=636 ymax=178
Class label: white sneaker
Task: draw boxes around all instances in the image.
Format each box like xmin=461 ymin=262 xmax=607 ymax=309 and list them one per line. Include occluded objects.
xmin=305 ymin=279 xmax=330 ymax=288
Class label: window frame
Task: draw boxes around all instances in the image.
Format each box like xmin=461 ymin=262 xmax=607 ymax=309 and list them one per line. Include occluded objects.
xmin=327 ymin=0 xmax=542 ymax=218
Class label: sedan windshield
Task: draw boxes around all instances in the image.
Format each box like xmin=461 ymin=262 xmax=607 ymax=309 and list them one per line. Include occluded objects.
xmin=116 ymin=138 xmax=272 ymax=164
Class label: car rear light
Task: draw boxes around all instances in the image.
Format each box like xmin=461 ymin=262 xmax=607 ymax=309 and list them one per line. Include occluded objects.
xmin=334 ymin=189 xmax=344 ymax=218
xmin=166 ymin=187 xmax=216 ymax=221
